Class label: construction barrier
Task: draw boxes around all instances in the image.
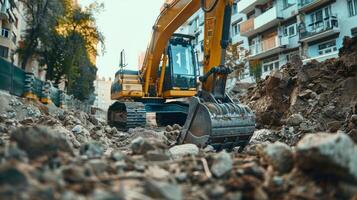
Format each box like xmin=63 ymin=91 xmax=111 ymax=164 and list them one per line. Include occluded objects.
xmin=0 ymin=58 xmax=91 ymax=112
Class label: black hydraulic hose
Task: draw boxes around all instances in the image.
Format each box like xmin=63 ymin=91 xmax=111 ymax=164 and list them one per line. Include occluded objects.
xmin=200 ymin=0 xmax=219 ymax=13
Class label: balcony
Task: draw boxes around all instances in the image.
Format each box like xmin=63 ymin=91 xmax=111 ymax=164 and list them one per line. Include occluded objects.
xmin=237 ymin=0 xmax=269 ymax=14
xmin=298 ymin=0 xmax=334 ymax=13
xmin=240 ymin=18 xmax=254 ymax=36
xmin=0 ymin=1 xmax=10 ymax=20
xmin=240 ymin=6 xmax=283 ymax=37
xmin=249 ymin=35 xmax=289 ymax=60
xmin=300 ymin=15 xmax=340 ymax=43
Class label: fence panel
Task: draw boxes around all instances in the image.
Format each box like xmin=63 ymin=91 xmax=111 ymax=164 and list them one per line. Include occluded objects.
xmin=33 ymin=78 xmax=43 ymax=99
xmin=12 ymin=67 xmax=25 ymax=96
xmin=49 ymin=86 xmax=61 ymax=107
xmin=0 ymin=59 xmax=12 ymax=92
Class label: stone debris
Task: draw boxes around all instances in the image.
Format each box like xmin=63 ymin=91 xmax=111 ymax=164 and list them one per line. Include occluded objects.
xmin=0 ymin=39 xmax=357 ymax=199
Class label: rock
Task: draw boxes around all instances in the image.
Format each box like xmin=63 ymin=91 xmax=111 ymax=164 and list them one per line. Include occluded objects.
xmin=104 ymin=126 xmax=112 ymax=134
xmin=80 ymin=142 xmax=104 ymax=158
xmin=258 ymin=142 xmax=293 ymax=174
xmin=146 ymin=166 xmax=170 ymax=180
xmin=87 ymin=159 xmax=107 ymax=175
xmin=208 ymin=185 xmax=225 ymax=199
xmin=130 ymin=137 xmax=155 ymax=155
xmin=210 ymin=151 xmax=232 ymax=178
xmin=4 ymin=143 xmax=28 ymax=162
xmin=0 ymin=163 xmax=28 ymax=187
xmin=169 ymin=144 xmax=199 ymax=159
xmin=71 ymin=125 xmax=82 ymax=134
xmin=88 ymin=115 xmax=99 ymax=126
xmin=296 ymin=133 xmax=357 ymax=183
xmin=327 ymin=121 xmax=342 ymax=132
xmin=172 ymin=124 xmax=181 ymax=130
xmin=249 ymin=129 xmax=277 ymax=144
xmin=287 ymin=114 xmax=304 ymax=126
xmin=92 ymin=189 xmax=122 ymax=200
xmin=110 ymin=150 xmax=125 ymax=161
xmin=351 ymin=114 xmax=357 ymax=125
xmin=166 ymin=125 xmax=174 ymax=132
xmin=62 ymin=165 xmax=86 ymax=183
xmin=145 ymin=150 xmax=171 ymax=161
xmin=11 ymin=126 xmax=74 ymax=159
xmin=145 ymin=180 xmax=182 ymax=200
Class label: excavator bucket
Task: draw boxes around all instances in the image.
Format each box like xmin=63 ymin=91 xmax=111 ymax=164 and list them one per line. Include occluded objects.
xmin=178 ymin=96 xmax=255 ymax=150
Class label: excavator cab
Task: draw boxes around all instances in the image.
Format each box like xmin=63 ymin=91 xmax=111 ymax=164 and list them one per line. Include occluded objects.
xmin=162 ymin=34 xmax=198 ymax=97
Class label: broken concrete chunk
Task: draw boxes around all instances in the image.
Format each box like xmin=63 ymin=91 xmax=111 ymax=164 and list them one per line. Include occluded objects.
xmin=169 ymin=144 xmax=199 ymax=159
xmin=210 ymin=150 xmax=233 ymax=178
xmin=130 ymin=137 xmax=156 ymax=155
xmin=296 ymin=133 xmax=357 ymax=183
xmin=11 ymin=126 xmax=74 ymax=159
xmin=286 ymin=114 xmax=304 ymax=126
xmin=258 ymin=142 xmax=293 ymax=174
xmin=80 ymin=141 xmax=104 ymax=158
xmin=145 ymin=180 xmax=182 ymax=200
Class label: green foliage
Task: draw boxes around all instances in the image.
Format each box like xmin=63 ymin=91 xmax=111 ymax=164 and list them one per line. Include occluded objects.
xmin=18 ymin=0 xmax=104 ymax=102
xmin=249 ymin=60 xmax=262 ymax=83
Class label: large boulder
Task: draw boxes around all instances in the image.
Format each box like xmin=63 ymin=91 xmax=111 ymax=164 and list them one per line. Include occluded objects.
xmin=10 ymin=126 xmax=74 ymax=159
xmin=295 ymin=133 xmax=357 ymax=183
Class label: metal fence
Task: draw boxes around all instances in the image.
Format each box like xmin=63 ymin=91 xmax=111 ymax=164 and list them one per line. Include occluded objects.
xmin=0 ymin=58 xmax=92 ymax=113
xmin=0 ymin=58 xmax=26 ymax=96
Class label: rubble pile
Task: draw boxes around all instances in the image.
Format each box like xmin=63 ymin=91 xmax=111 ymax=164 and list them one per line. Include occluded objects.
xmin=235 ymin=37 xmax=357 ymax=143
xmin=0 ymin=91 xmax=356 ymax=199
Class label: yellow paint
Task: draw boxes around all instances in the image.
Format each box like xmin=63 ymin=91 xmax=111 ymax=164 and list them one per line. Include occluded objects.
xmin=157 ymin=54 xmax=168 ymax=96
xmin=163 ymin=90 xmax=196 ymax=98
xmin=23 ymin=92 xmax=37 ymax=100
xmin=111 ymin=91 xmax=144 ymax=100
xmin=40 ymin=98 xmax=52 ymax=105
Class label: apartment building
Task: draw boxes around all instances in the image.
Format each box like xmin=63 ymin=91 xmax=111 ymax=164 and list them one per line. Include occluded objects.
xmin=0 ymin=0 xmax=23 ymax=66
xmin=237 ymin=0 xmax=357 ymax=81
xmin=175 ymin=2 xmax=247 ymax=76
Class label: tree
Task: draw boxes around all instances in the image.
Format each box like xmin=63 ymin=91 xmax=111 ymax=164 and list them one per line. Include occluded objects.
xmin=225 ymin=43 xmax=250 ymax=79
xmin=18 ymin=0 xmax=104 ymax=101
xmin=18 ymin=0 xmax=65 ymax=69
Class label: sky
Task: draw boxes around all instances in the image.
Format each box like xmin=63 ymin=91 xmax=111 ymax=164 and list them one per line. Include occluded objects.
xmin=80 ymin=0 xmax=164 ymax=80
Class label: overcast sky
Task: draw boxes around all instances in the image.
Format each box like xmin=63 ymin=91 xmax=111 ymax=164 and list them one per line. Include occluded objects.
xmin=80 ymin=0 xmax=164 ymax=79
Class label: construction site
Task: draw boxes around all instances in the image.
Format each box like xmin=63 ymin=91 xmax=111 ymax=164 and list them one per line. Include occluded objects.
xmin=0 ymin=0 xmax=357 ymax=199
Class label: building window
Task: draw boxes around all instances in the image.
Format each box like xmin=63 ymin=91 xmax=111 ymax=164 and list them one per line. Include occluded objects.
xmin=1 ymin=28 xmax=9 ymax=38
xmin=232 ymin=22 xmax=240 ymax=37
xmin=284 ymin=24 xmax=296 ymax=37
xmin=348 ymin=0 xmax=357 ymax=16
xmin=352 ymin=27 xmax=357 ymax=37
xmin=318 ymin=40 xmax=337 ymax=55
xmin=283 ymin=0 xmax=295 ymax=9
xmin=0 ymin=45 xmax=9 ymax=58
xmin=262 ymin=57 xmax=279 ymax=73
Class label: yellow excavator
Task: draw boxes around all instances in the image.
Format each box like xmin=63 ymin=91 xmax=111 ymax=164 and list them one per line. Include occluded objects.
xmin=108 ymin=0 xmax=255 ymax=150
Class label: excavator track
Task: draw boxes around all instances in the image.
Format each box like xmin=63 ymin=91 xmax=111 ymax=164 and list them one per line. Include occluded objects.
xmin=108 ymin=101 xmax=146 ymax=130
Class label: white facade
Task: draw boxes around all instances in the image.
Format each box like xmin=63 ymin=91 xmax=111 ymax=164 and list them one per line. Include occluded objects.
xmin=177 ymin=0 xmax=357 ymax=83
xmin=93 ymin=77 xmax=113 ymax=111
xmin=237 ymin=0 xmax=357 ymax=81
